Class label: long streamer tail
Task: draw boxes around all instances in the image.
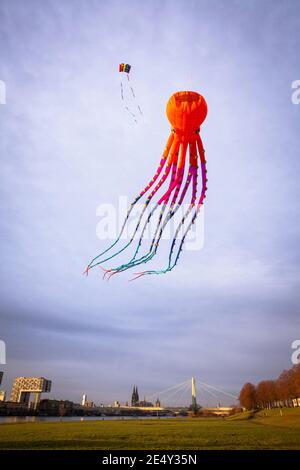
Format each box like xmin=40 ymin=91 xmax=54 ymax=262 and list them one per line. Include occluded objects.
xmin=87 ymin=138 xmax=179 ymax=270
xmin=85 ymin=134 xmax=174 ymax=272
xmin=108 ymin=145 xmax=200 ymax=275
xmin=105 ymin=158 xmax=179 ymax=275
xmin=105 ymin=142 xmax=188 ymax=274
xmin=132 ymin=136 xmax=207 ymax=279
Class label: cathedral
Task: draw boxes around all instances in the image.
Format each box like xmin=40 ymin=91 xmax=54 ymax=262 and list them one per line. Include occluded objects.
xmin=131 ymin=385 xmax=139 ymax=406
xmin=131 ymin=385 xmax=161 ymax=408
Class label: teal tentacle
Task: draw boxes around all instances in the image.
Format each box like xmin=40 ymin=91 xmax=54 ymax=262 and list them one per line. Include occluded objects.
xmin=88 ymin=160 xmax=173 ymax=269
xmin=85 ymin=155 xmax=168 ymax=272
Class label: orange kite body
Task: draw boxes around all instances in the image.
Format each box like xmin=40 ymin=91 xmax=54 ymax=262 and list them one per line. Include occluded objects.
xmin=86 ymin=91 xmax=208 ymax=279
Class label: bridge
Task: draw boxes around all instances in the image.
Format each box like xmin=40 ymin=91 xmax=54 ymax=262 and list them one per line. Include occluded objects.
xmin=74 ymin=378 xmax=239 ymax=417
xmin=104 ymin=378 xmax=239 ymax=416
xmin=142 ymin=377 xmax=239 ymax=413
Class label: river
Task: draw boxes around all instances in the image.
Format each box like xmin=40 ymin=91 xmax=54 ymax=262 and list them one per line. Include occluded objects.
xmin=0 ymin=415 xmax=179 ymax=424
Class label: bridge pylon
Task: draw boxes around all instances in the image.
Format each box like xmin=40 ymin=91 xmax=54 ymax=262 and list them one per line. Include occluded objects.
xmin=190 ymin=376 xmax=200 ymax=415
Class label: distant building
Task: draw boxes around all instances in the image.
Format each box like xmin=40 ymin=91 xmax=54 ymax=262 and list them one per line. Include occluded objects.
xmin=139 ymin=399 xmax=153 ymax=407
xmin=131 ymin=386 xmax=154 ymax=407
xmin=131 ymin=385 xmax=139 ymax=406
xmin=81 ymin=394 xmax=95 ymax=408
xmin=0 ymin=372 xmax=3 ymax=387
xmin=114 ymin=400 xmax=120 ymax=407
xmin=0 ymin=401 xmax=30 ymax=416
xmin=84 ymin=400 xmax=95 ymax=408
xmin=155 ymin=398 xmax=161 ymax=408
xmin=10 ymin=377 xmax=51 ymax=409
xmin=39 ymin=399 xmax=74 ymax=416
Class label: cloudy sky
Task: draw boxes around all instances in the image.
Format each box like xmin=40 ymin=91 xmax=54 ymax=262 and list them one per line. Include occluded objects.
xmin=0 ymin=0 xmax=300 ymax=406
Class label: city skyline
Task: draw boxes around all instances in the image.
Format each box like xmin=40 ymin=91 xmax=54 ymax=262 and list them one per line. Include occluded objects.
xmin=0 ymin=373 xmax=235 ymax=408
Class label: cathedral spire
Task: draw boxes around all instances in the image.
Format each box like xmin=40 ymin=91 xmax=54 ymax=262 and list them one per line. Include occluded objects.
xmin=131 ymin=385 xmax=139 ymax=406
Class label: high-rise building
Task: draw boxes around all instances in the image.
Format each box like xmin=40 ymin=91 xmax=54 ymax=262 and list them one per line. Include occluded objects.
xmin=10 ymin=377 xmax=51 ymax=409
xmin=82 ymin=394 xmax=87 ymax=406
xmin=81 ymin=394 xmax=94 ymax=407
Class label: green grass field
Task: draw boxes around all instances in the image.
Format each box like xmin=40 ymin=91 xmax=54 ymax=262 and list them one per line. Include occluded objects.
xmin=0 ymin=408 xmax=299 ymax=450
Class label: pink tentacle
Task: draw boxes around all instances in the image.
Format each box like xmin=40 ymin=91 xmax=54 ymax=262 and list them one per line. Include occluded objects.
xmin=163 ymin=159 xmax=179 ymax=204
xmin=139 ymin=157 xmax=166 ymax=198
xmin=139 ymin=133 xmax=174 ymax=198
xmin=145 ymin=139 xmax=179 ymax=203
xmin=157 ymin=142 xmax=187 ymax=205
xmin=175 ymin=142 xmax=198 ymax=207
xmin=191 ymin=165 xmax=198 ymax=206
xmin=178 ymin=165 xmax=197 ymax=206
xmin=170 ymin=169 xmax=184 ymax=205
xmin=196 ymin=135 xmax=207 ymax=208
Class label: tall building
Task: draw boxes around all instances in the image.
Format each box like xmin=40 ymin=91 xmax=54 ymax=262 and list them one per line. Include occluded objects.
xmin=10 ymin=377 xmax=51 ymax=409
xmin=81 ymin=394 xmax=94 ymax=407
xmin=131 ymin=385 xmax=139 ymax=406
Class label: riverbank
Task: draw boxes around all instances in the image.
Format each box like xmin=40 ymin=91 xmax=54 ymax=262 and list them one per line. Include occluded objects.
xmin=0 ymin=415 xmax=176 ymax=424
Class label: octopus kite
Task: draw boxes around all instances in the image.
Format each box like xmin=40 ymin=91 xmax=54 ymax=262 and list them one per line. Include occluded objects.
xmin=86 ymin=90 xmax=208 ymax=279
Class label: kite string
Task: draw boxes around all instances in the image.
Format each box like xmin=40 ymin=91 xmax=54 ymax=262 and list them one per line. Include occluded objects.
xmin=127 ymin=72 xmax=143 ymax=115
xmin=120 ymin=73 xmax=137 ymax=123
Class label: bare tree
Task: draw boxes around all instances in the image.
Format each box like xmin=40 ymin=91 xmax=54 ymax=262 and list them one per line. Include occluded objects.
xmin=239 ymin=383 xmax=256 ymax=410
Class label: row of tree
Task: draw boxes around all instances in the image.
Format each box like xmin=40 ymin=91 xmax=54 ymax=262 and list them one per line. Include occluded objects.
xmin=239 ymin=364 xmax=300 ymax=410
